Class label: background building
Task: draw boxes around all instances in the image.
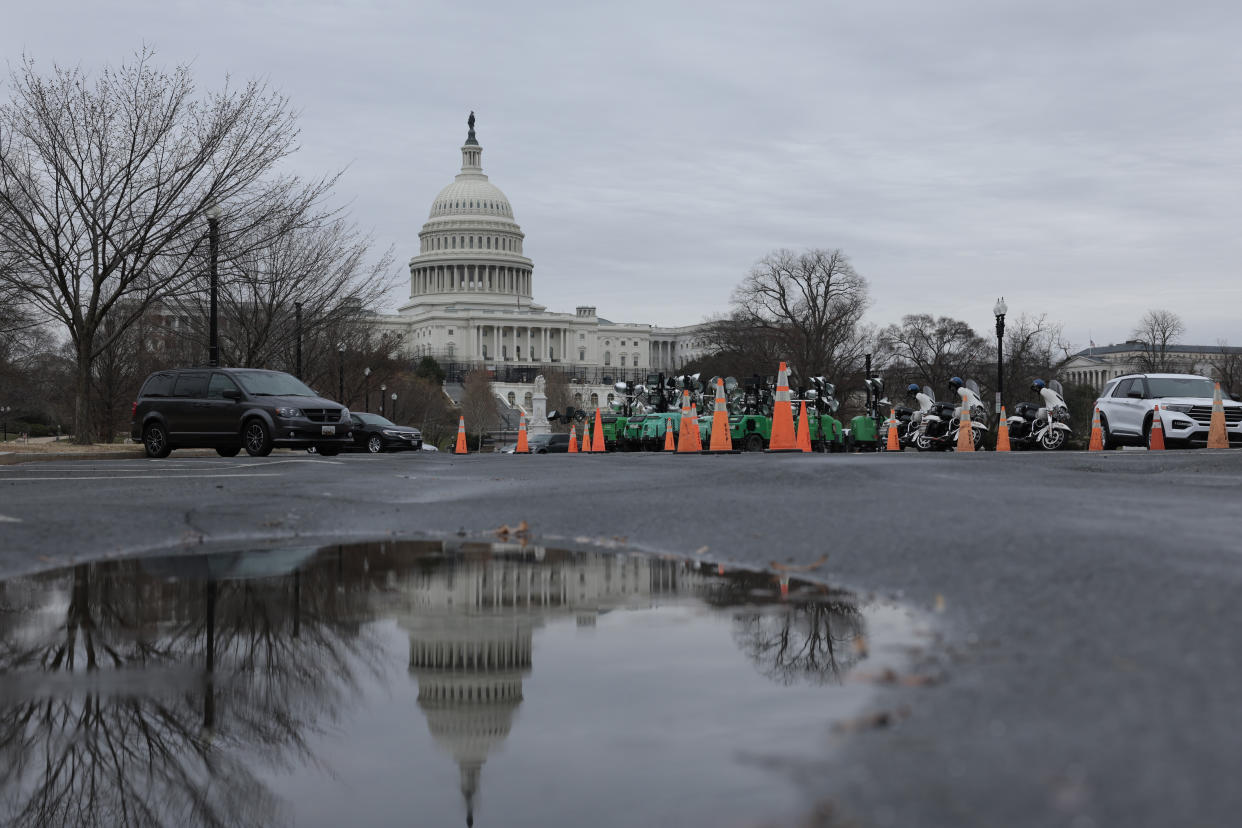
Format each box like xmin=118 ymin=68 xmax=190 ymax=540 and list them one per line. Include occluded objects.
xmin=1059 ymin=342 xmax=1242 ymax=392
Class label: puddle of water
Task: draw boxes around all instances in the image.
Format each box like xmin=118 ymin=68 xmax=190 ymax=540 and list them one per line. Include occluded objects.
xmin=0 ymin=541 xmax=918 ymax=827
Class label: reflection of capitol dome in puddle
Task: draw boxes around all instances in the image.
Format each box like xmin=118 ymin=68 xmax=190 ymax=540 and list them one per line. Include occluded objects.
xmin=398 ymin=546 xmax=671 ymax=825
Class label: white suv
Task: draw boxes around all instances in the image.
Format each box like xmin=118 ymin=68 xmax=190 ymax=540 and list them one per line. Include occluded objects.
xmin=1094 ymin=373 xmax=1242 ymax=448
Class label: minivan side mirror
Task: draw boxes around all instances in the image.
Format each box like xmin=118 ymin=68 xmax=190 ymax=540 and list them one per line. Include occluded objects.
xmin=223 ymin=389 xmax=243 ymax=400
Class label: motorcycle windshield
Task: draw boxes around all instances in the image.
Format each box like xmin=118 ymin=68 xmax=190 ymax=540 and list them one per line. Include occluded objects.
xmin=923 ymin=386 xmax=935 ymax=402
xmin=1049 ymin=379 xmax=1064 ymax=396
xmin=966 ymin=379 xmax=981 ymax=396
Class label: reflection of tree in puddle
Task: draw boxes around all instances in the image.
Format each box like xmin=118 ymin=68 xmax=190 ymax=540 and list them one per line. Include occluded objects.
xmin=697 ymin=568 xmax=867 ymax=685
xmin=0 ymin=550 xmax=383 ymax=827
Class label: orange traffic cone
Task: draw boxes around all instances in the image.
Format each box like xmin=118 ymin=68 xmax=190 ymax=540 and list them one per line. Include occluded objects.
xmin=885 ymin=408 xmax=901 ymax=451
xmin=568 ymin=423 xmax=578 ymax=453
xmin=717 ymin=563 xmax=725 ymax=576
xmin=996 ymin=406 xmax=1011 ymax=452
xmin=592 ymin=408 xmax=606 ymax=452
xmin=581 ymin=420 xmax=593 ymax=453
xmin=1148 ymin=404 xmax=1165 ymax=451
xmin=707 ymin=378 xmax=735 ymax=453
xmin=1207 ymin=382 xmax=1229 ymax=449
xmin=516 ymin=414 xmax=530 ymax=453
xmin=779 ymin=574 xmax=790 ymax=599
xmin=663 ymin=418 xmax=676 ymax=451
xmin=454 ymin=416 xmax=468 ymax=454
xmin=795 ymin=401 xmax=813 ymax=452
xmin=955 ymin=391 xmax=975 ymax=452
xmin=766 ymin=362 xmax=799 ymax=452
xmin=677 ymin=390 xmax=701 ymax=453
xmin=1088 ymin=408 xmax=1104 ymax=451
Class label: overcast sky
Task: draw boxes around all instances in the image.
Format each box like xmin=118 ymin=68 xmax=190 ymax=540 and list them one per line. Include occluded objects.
xmin=5 ymin=0 xmax=1241 ymax=350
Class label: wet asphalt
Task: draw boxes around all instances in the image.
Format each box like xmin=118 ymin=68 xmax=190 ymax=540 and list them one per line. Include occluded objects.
xmin=1 ymin=448 xmax=1240 ymax=828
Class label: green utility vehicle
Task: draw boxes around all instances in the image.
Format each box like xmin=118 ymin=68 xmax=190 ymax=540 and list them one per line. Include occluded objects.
xmin=699 ymin=410 xmax=844 ymax=452
xmin=844 ymin=375 xmax=886 ymax=451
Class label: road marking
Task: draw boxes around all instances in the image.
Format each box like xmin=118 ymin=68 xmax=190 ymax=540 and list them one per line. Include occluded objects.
xmin=0 ymin=514 xmax=21 ymax=523
xmin=1 ymin=473 xmax=284 ymax=482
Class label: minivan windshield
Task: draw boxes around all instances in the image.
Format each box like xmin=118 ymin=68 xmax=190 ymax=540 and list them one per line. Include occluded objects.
xmin=1145 ymin=377 xmax=1214 ymax=399
xmin=234 ymin=371 xmax=318 ymax=397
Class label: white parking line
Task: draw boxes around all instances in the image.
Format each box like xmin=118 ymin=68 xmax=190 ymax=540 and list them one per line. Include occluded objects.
xmin=1 ymin=473 xmax=284 ymax=482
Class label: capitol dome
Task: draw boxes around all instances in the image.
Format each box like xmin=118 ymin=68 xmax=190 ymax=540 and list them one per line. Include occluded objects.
xmin=407 ymin=114 xmax=534 ymax=309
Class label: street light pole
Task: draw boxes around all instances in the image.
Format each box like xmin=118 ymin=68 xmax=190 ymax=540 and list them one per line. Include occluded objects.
xmin=295 ymin=302 xmax=303 ymax=379
xmin=380 ymin=384 xmax=386 ymax=418
xmin=1 ymin=406 xmax=9 ymax=443
xmin=364 ymin=367 xmax=371 ymax=413
xmin=207 ymin=205 xmax=222 ymax=367
xmin=337 ymin=343 xmax=346 ymax=403
xmin=994 ymin=297 xmax=1008 ymax=417
xmin=391 ymin=392 xmax=398 ymax=423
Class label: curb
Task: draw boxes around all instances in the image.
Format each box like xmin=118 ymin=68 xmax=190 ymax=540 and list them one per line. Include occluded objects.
xmin=0 ymin=449 xmax=146 ymax=465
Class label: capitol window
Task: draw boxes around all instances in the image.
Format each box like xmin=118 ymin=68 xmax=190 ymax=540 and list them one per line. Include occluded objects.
xmin=620 ymin=354 xmax=627 ymax=367
xmin=578 ymin=348 xmax=586 ymax=361
xmin=604 ymin=351 xmax=611 ymax=366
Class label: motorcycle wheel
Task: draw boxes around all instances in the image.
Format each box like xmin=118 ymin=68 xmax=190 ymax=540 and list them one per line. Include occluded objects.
xmin=1039 ymin=428 xmax=1068 ymax=450
xmin=915 ymin=433 xmax=933 ymax=451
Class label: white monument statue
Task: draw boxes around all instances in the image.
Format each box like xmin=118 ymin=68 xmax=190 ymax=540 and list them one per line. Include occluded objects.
xmin=530 ymin=375 xmax=550 ymax=435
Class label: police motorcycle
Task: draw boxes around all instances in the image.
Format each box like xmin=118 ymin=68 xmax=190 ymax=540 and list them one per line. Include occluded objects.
xmin=916 ymin=377 xmax=989 ymax=450
xmin=884 ymin=383 xmax=933 ymax=449
xmin=1006 ymin=378 xmax=1072 ymax=450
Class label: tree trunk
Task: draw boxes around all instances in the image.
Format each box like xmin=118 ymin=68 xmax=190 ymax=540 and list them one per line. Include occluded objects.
xmin=74 ymin=346 xmax=94 ymax=445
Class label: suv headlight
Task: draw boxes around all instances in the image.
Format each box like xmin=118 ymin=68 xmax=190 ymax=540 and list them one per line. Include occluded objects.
xmin=275 ymin=406 xmax=303 ymax=418
xmin=1163 ymin=404 xmax=1192 ymax=413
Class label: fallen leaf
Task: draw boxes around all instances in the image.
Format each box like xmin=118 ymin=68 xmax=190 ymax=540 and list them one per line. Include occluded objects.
xmin=934 ymin=594 xmax=946 ymax=613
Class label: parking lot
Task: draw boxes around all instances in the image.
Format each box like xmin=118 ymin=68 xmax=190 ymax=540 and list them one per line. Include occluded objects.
xmin=2 ymin=449 xmax=1241 ymax=827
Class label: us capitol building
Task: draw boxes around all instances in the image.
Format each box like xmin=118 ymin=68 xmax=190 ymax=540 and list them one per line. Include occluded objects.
xmin=374 ymin=114 xmax=710 ymax=401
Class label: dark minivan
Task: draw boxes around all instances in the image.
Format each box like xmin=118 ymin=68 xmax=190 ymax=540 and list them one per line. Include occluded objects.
xmin=131 ymin=368 xmax=353 ymax=458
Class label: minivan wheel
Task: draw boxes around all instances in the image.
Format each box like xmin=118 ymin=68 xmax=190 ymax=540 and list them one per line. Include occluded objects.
xmin=143 ymin=423 xmax=172 ymax=458
xmin=243 ymin=419 xmax=273 ymax=457
xmin=215 ymin=446 xmax=241 ymax=457
xmin=367 ymin=435 xmax=384 ymax=453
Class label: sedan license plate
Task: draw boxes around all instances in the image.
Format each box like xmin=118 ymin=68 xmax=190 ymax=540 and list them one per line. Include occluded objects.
xmin=320 ymin=425 xmax=335 ymax=436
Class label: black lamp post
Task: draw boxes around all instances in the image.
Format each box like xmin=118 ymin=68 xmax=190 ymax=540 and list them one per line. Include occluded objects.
xmin=994 ymin=297 xmax=1008 ymax=418
xmin=390 ymin=391 xmax=398 ymax=423
xmin=380 ymin=384 xmax=386 ymax=418
xmin=337 ymin=342 xmax=345 ymax=403
xmin=1 ymin=406 xmax=10 ymax=443
xmin=364 ymin=367 xmax=371 ymax=413
xmin=207 ymin=205 xmax=222 ymax=366
xmin=294 ymin=302 xmax=303 ymax=379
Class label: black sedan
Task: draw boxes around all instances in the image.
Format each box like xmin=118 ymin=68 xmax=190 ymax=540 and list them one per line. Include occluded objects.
xmin=346 ymin=413 xmax=423 ymax=453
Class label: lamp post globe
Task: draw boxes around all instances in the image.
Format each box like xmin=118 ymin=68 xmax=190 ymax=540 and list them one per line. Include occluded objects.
xmin=364 ymin=367 xmax=372 ymax=413
xmin=993 ymin=297 xmax=1008 ymax=417
xmin=380 ymin=384 xmax=387 ymax=417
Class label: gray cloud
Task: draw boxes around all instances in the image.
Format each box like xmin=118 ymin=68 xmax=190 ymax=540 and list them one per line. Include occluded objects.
xmin=4 ymin=0 xmax=1240 ymax=348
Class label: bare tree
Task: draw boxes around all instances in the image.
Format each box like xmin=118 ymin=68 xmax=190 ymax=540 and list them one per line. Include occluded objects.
xmin=0 ymin=49 xmax=300 ymax=442
xmin=1208 ymin=340 xmax=1242 ymax=397
xmin=162 ymin=180 xmax=397 ymax=370
xmin=720 ymin=248 xmax=870 ymax=387
xmin=460 ymin=368 xmax=498 ymax=450
xmin=1002 ymin=313 xmax=1071 ymax=397
xmin=877 ymin=314 xmax=988 ymax=397
xmin=543 ymin=371 xmax=574 ymax=433
xmin=1131 ymin=309 xmax=1186 ymax=373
